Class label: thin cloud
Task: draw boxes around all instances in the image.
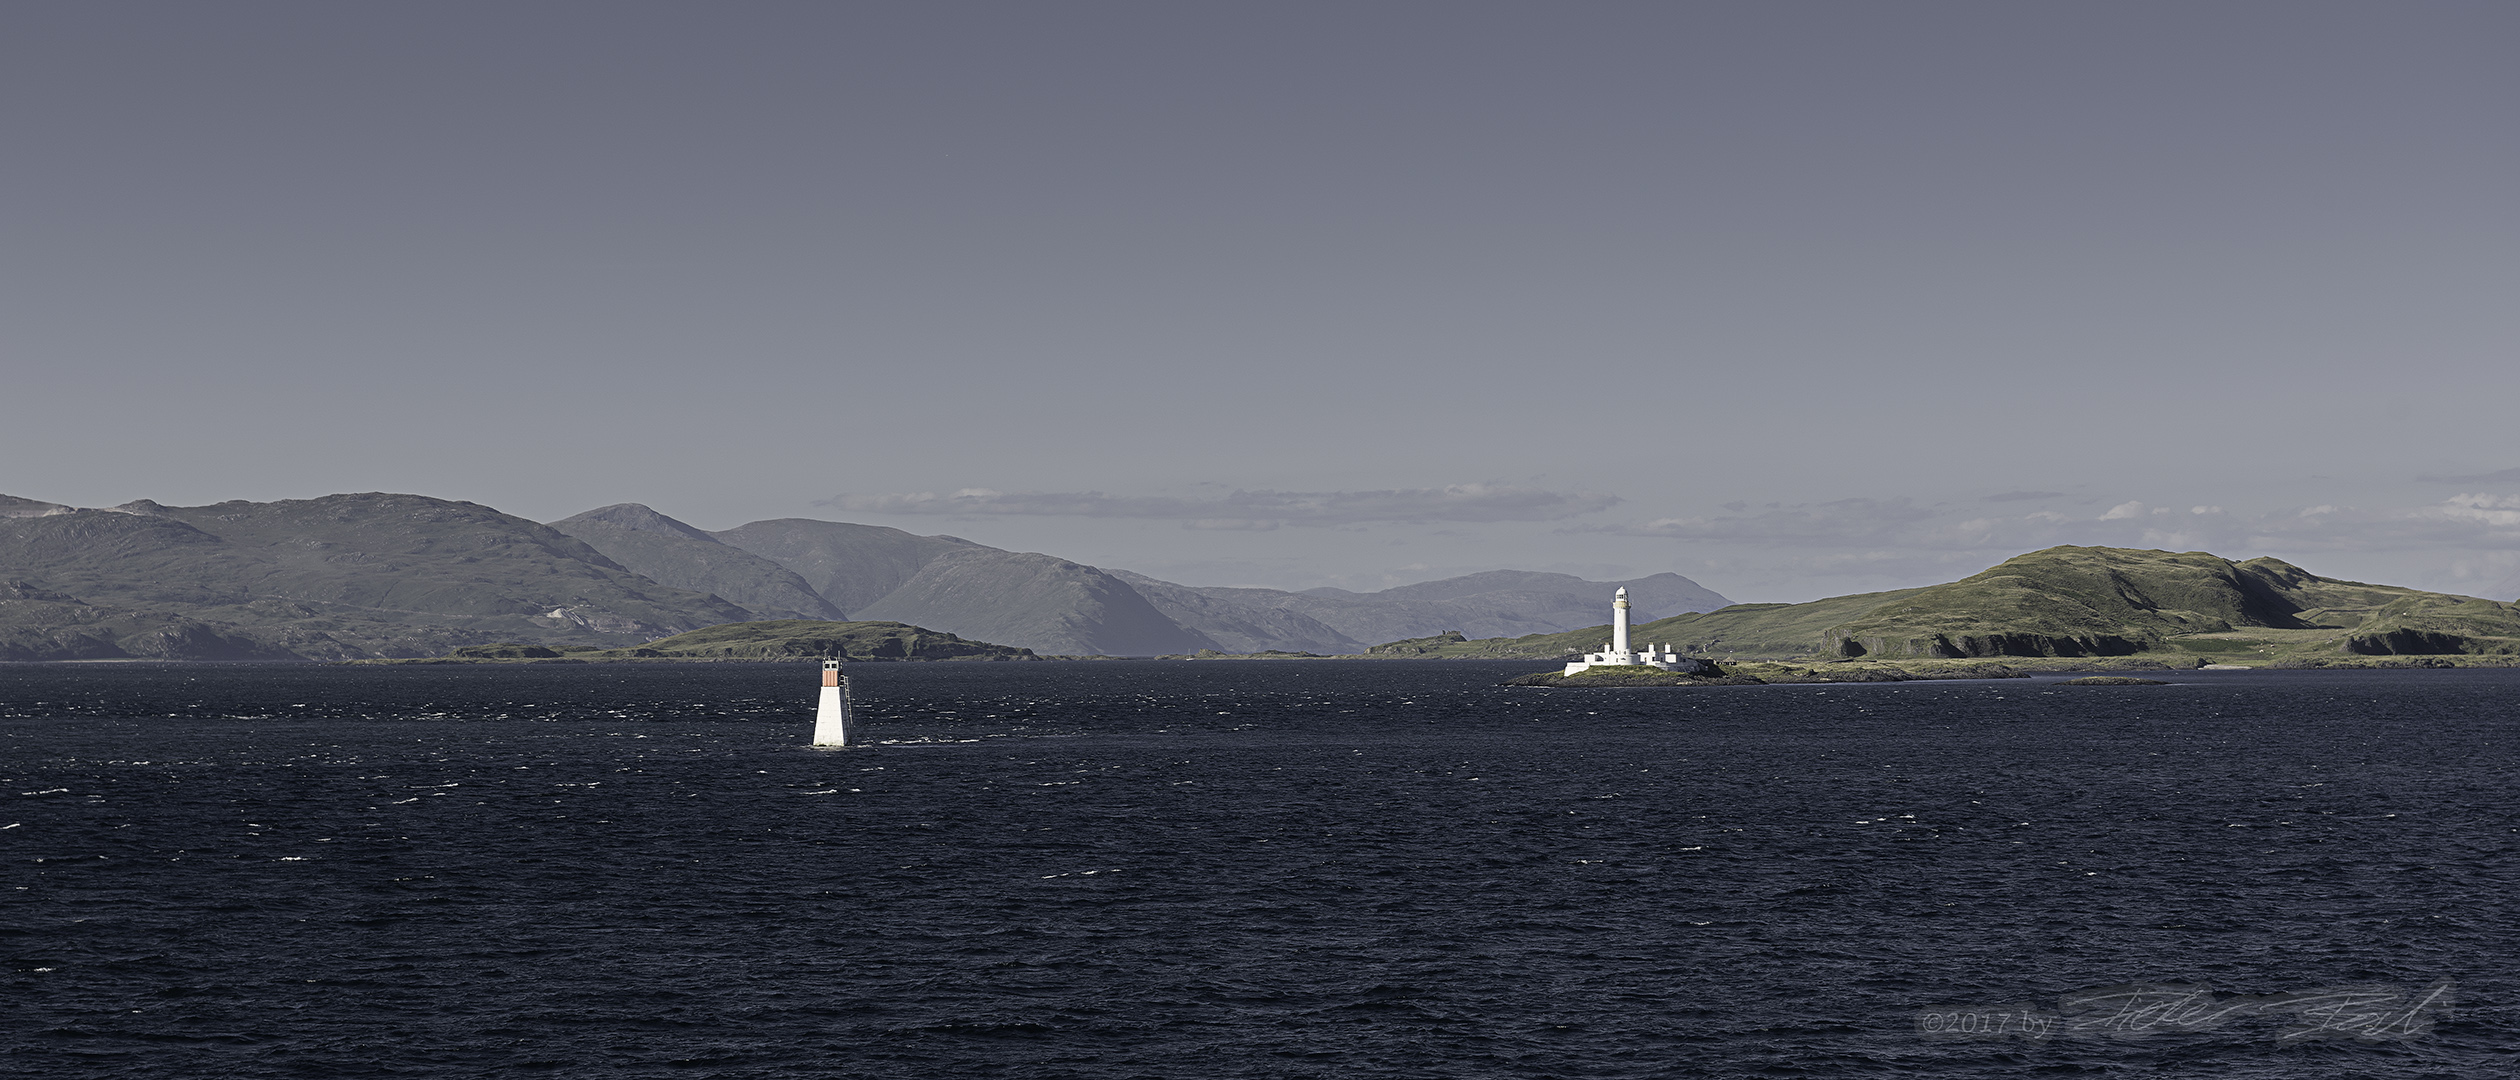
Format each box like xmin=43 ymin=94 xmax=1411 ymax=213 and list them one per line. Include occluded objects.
xmin=2435 ymin=493 xmax=2520 ymax=528
xmin=2244 ymin=494 xmax=2520 ymax=548
xmin=1601 ymin=493 xmax=2520 ymax=601
xmin=1588 ymin=493 xmax=2520 ymax=558
xmin=820 ymin=483 xmax=1621 ymax=529
xmin=2416 ymin=467 xmax=2520 ymax=484
xmin=1581 ymin=498 xmax=1945 ymax=545
xmin=1981 ymin=490 xmax=2065 ymax=502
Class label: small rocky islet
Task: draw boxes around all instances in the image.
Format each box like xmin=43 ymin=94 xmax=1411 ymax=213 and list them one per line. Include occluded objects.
xmin=1506 ymin=660 xmax=2028 ymax=688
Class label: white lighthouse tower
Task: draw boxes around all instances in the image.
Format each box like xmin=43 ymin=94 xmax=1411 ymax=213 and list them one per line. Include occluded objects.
xmin=1563 ymin=588 xmax=1706 ymax=676
xmin=812 ymin=659 xmax=852 ymax=747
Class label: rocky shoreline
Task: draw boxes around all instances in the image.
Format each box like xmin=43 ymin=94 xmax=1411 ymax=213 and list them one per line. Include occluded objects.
xmin=1506 ymin=660 xmax=2029 ymax=688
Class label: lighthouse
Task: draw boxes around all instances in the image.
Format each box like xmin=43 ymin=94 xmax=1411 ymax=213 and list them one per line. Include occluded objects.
xmin=1563 ymin=588 xmax=1708 ymax=676
xmin=812 ymin=659 xmax=852 ymax=747
xmin=1612 ymin=586 xmax=1632 ymax=655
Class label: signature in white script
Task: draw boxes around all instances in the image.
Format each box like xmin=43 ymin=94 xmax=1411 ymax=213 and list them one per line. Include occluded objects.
xmin=1917 ymin=980 xmax=2451 ymax=1044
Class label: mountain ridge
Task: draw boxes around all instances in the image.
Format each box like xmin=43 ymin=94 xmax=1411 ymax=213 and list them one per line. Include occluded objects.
xmin=548 ymin=504 xmax=845 ymax=622
xmin=9 ymin=492 xmax=2510 ymax=666
xmin=683 ymin=506 xmax=1731 ymax=655
xmin=0 ymin=493 xmax=755 ymax=660
xmin=0 ymin=491 xmax=1734 ymax=660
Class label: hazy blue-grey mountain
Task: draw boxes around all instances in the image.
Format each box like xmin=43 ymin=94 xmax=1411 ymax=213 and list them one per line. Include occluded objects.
xmin=1105 ymin=570 xmax=1366 ymax=654
xmin=707 ymin=518 xmax=1218 ymax=655
xmin=0 ymin=493 xmax=755 ymax=660
xmin=1368 ymin=570 xmax=1729 ymax=623
xmin=549 ymin=503 xmax=844 ymax=621
xmin=711 ymin=519 xmax=978 ymax=613
xmin=852 ymin=548 xmax=1218 ymax=657
xmin=1126 ymin=569 xmax=1733 ymax=648
xmin=704 ymin=514 xmax=1730 ymax=655
xmin=0 ymin=486 xmax=1735 ymax=660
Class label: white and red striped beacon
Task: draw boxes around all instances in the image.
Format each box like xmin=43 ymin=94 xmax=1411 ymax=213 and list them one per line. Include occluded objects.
xmin=812 ymin=659 xmax=852 ymax=747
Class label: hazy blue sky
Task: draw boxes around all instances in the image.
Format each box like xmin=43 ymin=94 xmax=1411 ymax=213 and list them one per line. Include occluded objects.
xmin=7 ymin=2 xmax=2515 ymax=601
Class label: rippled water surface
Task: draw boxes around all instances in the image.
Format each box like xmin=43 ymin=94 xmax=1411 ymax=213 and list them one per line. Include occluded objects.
xmin=5 ymin=661 xmax=2516 ymax=1077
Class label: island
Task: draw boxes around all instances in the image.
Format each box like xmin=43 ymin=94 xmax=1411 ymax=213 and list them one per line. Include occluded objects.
xmin=1463 ymin=546 xmax=2520 ymax=683
xmin=354 ymin=619 xmax=1038 ymax=664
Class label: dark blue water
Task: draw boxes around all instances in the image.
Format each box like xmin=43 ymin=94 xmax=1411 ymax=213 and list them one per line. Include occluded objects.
xmin=5 ymin=661 xmax=2515 ymax=1077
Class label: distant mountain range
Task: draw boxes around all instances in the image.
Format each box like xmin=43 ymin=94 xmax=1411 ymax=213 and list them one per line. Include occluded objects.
xmin=0 ymin=492 xmax=1731 ymax=661
xmin=552 ymin=503 xmax=1732 ymax=656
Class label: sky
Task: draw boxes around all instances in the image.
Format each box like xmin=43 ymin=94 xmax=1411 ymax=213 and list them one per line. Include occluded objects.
xmin=6 ymin=1 xmax=2515 ymax=602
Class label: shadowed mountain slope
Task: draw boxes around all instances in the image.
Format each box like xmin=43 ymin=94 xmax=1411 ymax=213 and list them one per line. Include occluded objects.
xmin=0 ymin=493 xmax=754 ymax=660
xmin=549 ymin=504 xmax=844 ymax=621
xmin=852 ymin=548 xmax=1218 ymax=657
xmin=710 ymin=519 xmax=979 ymax=614
xmin=706 ymin=518 xmax=1217 ymax=655
xmin=1 ymin=578 xmax=308 ymax=661
xmin=1105 ymin=571 xmax=1366 ymax=655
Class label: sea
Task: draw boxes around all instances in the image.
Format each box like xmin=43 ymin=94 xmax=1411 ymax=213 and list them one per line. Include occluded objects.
xmin=4 ymin=660 xmax=2514 ymax=1078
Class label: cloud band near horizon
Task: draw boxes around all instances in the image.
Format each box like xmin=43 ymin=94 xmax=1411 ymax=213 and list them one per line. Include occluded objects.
xmin=820 ymin=484 xmax=1622 ymax=530
xmin=1575 ymin=493 xmax=2520 ymax=557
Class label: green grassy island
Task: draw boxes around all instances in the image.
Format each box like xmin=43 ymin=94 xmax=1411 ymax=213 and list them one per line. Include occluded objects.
xmin=1361 ymin=546 xmax=2520 ymax=680
xmin=357 ymin=619 xmax=1038 ymax=664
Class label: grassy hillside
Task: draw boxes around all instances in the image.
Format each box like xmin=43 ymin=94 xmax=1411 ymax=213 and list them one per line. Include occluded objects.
xmin=1815 ymin=547 xmax=2520 ymax=660
xmin=1368 ymin=547 xmax=2520 ymax=666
